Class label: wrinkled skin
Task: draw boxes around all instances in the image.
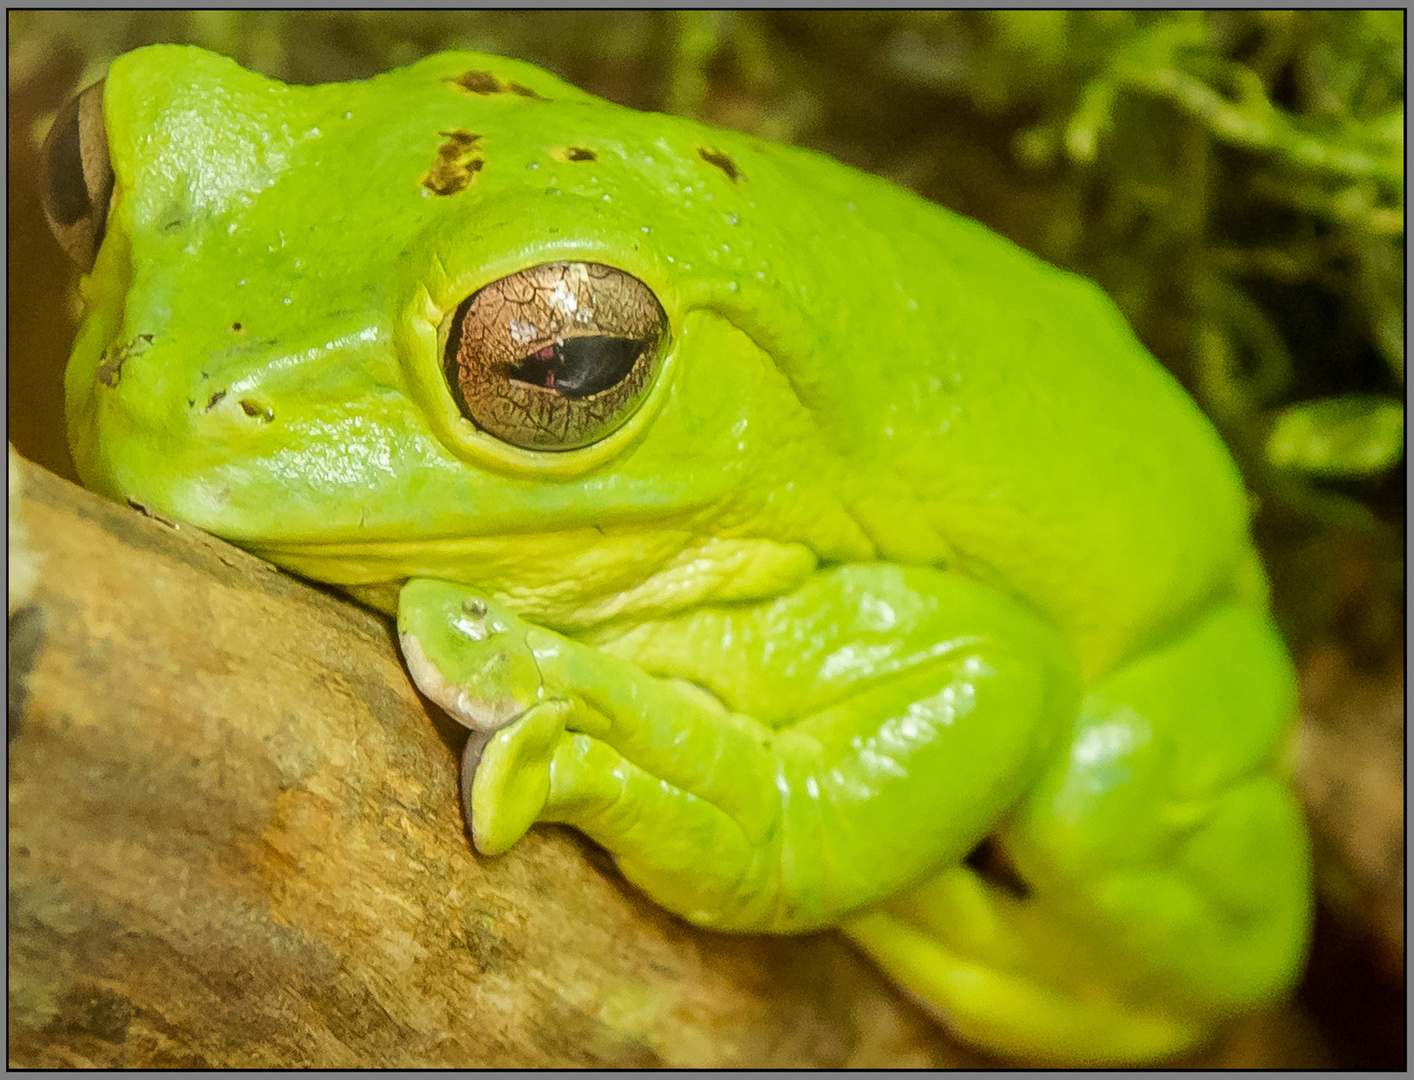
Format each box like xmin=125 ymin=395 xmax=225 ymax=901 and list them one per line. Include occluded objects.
xmin=51 ymin=45 xmax=1310 ymax=1064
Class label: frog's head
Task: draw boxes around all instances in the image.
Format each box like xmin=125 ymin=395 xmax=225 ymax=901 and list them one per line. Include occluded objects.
xmin=43 ymin=45 xmax=875 ymax=626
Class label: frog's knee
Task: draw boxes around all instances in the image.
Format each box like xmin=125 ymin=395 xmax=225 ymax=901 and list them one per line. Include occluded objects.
xmin=1167 ymin=773 xmax=1312 ymax=1004
xmin=995 ymin=600 xmax=1311 ymax=1016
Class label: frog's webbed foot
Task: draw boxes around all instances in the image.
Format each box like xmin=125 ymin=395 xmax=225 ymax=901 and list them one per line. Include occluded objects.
xmin=397 ymin=577 xmax=770 ymax=872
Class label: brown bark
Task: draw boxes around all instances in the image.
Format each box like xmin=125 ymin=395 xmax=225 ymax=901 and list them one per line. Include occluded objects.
xmin=7 ymin=456 xmax=1323 ymax=1067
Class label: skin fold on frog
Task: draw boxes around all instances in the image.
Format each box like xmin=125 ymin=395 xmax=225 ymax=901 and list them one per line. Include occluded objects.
xmin=42 ymin=44 xmax=1311 ymax=1065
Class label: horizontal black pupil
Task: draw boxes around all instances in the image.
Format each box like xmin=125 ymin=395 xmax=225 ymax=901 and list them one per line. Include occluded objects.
xmin=509 ymin=335 xmax=643 ymax=399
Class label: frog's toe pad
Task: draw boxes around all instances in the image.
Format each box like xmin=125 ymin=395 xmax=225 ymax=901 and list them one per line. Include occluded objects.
xmin=398 ymin=579 xmax=545 ymax=729
xmin=400 ymin=630 xmax=528 ymax=731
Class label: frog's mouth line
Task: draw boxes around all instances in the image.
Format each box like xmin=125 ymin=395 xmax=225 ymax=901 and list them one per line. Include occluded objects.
xmin=240 ymin=531 xmax=650 ymax=622
xmin=243 ymin=529 xmax=820 ymax=630
xmin=242 ymin=526 xmax=679 ymax=586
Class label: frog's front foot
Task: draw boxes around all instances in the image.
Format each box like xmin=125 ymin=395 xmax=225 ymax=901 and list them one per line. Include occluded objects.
xmin=398 ymin=564 xmax=1084 ymax=936
xmin=398 ymin=578 xmax=566 ymax=851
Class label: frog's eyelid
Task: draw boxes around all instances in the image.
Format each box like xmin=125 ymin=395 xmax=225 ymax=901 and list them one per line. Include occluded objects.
xmin=41 ymin=80 xmax=114 ymax=273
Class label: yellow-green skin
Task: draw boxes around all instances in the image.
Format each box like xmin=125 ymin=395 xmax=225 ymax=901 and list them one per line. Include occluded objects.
xmin=64 ymin=45 xmax=1310 ymax=1064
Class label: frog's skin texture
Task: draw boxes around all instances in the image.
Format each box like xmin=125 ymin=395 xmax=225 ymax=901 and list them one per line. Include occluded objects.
xmin=51 ymin=45 xmax=1310 ymax=1065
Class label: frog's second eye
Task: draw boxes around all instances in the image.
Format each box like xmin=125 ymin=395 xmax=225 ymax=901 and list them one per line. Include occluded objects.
xmin=41 ymin=81 xmax=113 ymax=273
xmin=441 ymin=262 xmax=668 ymax=451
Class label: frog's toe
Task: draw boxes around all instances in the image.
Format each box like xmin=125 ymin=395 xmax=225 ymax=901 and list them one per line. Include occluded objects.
xmin=466 ymin=699 xmax=571 ymax=855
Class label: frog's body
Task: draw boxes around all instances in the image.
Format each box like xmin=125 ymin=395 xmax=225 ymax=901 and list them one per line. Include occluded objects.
xmin=50 ymin=45 xmax=1309 ymax=1064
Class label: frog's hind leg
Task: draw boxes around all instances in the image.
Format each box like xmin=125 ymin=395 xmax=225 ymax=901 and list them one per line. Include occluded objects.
xmin=843 ymin=600 xmax=1312 ymax=1065
xmin=843 ymin=865 xmax=1205 ymax=1063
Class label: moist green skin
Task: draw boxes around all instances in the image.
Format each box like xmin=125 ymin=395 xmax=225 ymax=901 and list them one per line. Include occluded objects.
xmin=64 ymin=44 xmax=1311 ymax=1064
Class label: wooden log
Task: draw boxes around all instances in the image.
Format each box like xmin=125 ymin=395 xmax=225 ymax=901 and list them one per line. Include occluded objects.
xmin=6 ymin=454 xmax=1321 ymax=1067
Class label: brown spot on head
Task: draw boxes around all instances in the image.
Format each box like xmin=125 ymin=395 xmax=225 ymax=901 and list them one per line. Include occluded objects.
xmin=446 ymin=71 xmax=546 ymax=101
xmin=553 ymin=146 xmax=598 ymax=163
xmin=422 ymin=129 xmax=485 ymax=196
xmin=697 ymin=146 xmax=742 ymax=183
xmin=448 ymin=71 xmax=501 ymax=95
xmin=95 ymin=350 xmax=123 ymax=388
xmin=438 ymin=129 xmax=482 ymax=150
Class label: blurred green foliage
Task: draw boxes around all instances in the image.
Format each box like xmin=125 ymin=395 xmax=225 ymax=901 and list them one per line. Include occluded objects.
xmin=9 ymin=10 xmax=1404 ymax=649
xmin=1267 ymin=396 xmax=1404 ymax=478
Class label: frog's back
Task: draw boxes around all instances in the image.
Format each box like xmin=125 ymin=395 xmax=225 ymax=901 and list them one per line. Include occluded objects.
xmin=732 ymin=140 xmax=1252 ymax=678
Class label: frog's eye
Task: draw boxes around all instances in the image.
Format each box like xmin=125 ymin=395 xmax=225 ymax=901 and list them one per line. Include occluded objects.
xmin=40 ymin=80 xmax=114 ymax=273
xmin=441 ymin=262 xmax=668 ymax=451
